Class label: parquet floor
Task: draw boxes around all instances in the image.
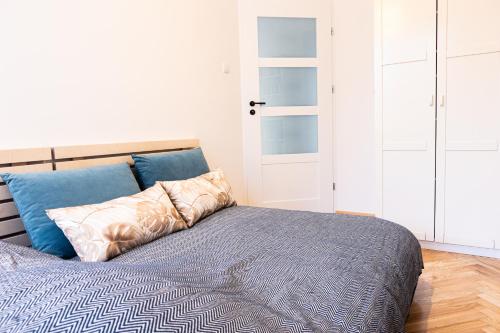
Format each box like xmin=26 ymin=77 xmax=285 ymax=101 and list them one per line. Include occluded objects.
xmin=406 ymin=249 xmax=500 ymax=333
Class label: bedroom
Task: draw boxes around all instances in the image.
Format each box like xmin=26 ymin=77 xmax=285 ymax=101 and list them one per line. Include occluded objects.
xmin=0 ymin=0 xmax=499 ymax=332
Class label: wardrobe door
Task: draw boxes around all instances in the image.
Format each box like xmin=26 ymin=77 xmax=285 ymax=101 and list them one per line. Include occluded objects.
xmin=381 ymin=0 xmax=436 ymax=241
xmin=437 ymin=0 xmax=500 ymax=248
xmin=446 ymin=0 xmax=500 ymax=58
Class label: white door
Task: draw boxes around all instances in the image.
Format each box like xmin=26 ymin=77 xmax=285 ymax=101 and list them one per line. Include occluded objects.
xmin=436 ymin=0 xmax=500 ymax=249
xmin=239 ymin=0 xmax=334 ymax=212
xmin=380 ymin=0 xmax=436 ymax=240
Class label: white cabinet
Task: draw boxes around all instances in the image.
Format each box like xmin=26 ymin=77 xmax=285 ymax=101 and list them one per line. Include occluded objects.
xmin=435 ymin=0 xmax=500 ymax=249
xmin=446 ymin=0 xmax=500 ymax=57
xmin=382 ymin=0 xmax=435 ymax=65
xmin=382 ymin=62 xmax=436 ymax=241
xmin=379 ymin=0 xmax=500 ymax=249
xmin=380 ymin=0 xmax=436 ymax=241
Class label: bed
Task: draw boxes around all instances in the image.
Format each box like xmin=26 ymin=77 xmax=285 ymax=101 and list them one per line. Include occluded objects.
xmin=0 ymin=141 xmax=422 ymax=333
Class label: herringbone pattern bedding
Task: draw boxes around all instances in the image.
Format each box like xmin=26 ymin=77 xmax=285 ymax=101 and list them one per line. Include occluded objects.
xmin=0 ymin=206 xmax=422 ymax=333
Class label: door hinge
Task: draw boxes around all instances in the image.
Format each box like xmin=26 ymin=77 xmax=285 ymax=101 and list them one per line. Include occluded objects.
xmin=333 ymin=182 xmax=336 ymax=191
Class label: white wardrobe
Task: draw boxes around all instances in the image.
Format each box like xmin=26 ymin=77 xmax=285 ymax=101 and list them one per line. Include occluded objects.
xmin=378 ymin=0 xmax=500 ymax=251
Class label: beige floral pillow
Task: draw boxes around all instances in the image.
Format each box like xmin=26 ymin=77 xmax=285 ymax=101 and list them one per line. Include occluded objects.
xmin=160 ymin=169 xmax=236 ymax=227
xmin=46 ymin=183 xmax=187 ymax=262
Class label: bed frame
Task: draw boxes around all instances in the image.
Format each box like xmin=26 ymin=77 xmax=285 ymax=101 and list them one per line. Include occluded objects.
xmin=0 ymin=139 xmax=199 ymax=246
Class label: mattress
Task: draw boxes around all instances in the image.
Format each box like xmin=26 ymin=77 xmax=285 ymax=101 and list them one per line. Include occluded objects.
xmin=0 ymin=206 xmax=423 ymax=333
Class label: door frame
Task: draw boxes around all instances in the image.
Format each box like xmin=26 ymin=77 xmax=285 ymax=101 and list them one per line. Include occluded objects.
xmin=374 ymin=0 xmax=384 ymax=219
xmin=237 ymin=0 xmax=335 ymax=212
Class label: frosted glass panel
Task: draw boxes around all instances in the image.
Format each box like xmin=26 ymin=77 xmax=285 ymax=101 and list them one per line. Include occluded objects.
xmin=258 ymin=17 xmax=317 ymax=58
xmin=262 ymin=115 xmax=318 ymax=155
xmin=259 ymin=67 xmax=317 ymax=107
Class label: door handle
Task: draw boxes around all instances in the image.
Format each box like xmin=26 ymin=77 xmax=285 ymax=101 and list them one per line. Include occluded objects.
xmin=250 ymin=101 xmax=266 ymax=107
xmin=430 ymin=94 xmax=435 ymax=107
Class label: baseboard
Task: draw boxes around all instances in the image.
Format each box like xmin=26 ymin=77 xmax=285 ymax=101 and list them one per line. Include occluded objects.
xmin=335 ymin=210 xmax=376 ymax=217
xmin=420 ymin=241 xmax=500 ymax=259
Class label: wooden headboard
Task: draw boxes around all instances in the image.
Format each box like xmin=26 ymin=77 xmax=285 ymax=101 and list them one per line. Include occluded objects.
xmin=0 ymin=139 xmax=199 ymax=246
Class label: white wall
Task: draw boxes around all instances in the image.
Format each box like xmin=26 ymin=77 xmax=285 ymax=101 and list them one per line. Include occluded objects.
xmin=333 ymin=0 xmax=378 ymax=214
xmin=0 ymin=0 xmax=379 ymax=212
xmin=0 ymin=0 xmax=246 ymax=202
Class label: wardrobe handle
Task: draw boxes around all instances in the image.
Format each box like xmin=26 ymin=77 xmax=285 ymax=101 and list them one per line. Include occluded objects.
xmin=430 ymin=95 xmax=435 ymax=107
xmin=440 ymin=96 xmax=445 ymax=107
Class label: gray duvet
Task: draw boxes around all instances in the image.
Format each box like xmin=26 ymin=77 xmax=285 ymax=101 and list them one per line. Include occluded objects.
xmin=0 ymin=206 xmax=422 ymax=333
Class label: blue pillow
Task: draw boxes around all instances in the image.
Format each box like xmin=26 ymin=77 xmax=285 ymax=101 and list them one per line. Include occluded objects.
xmin=132 ymin=148 xmax=210 ymax=189
xmin=1 ymin=163 xmax=141 ymax=259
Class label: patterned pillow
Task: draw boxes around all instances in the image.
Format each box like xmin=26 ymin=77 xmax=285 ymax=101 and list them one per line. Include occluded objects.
xmin=159 ymin=169 xmax=236 ymax=227
xmin=46 ymin=183 xmax=187 ymax=262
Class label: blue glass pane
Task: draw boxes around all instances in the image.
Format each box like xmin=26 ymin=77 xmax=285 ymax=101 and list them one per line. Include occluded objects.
xmin=259 ymin=67 xmax=317 ymax=107
xmin=261 ymin=115 xmax=318 ymax=155
xmin=258 ymin=17 xmax=317 ymax=58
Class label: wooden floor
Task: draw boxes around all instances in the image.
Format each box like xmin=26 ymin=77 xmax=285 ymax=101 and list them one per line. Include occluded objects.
xmin=406 ymin=249 xmax=500 ymax=333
